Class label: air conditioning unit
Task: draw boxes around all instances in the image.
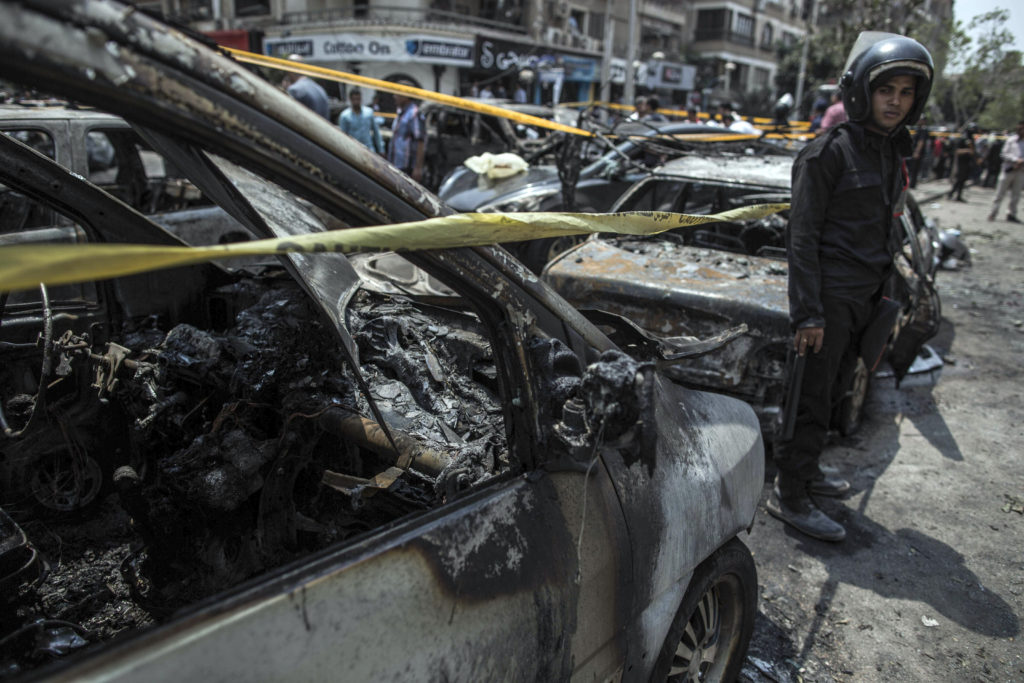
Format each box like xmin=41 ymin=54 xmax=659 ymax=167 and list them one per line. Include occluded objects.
xmin=546 ymin=27 xmax=568 ymax=46
xmin=554 ymin=0 xmax=570 ymax=18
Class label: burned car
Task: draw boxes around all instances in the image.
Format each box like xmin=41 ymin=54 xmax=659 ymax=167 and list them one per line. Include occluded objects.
xmin=438 ymin=121 xmax=755 ymax=215
xmin=0 ymin=104 xmax=253 ymax=247
xmin=438 ymin=121 xmax=756 ymax=271
xmin=0 ymin=2 xmax=763 ymax=681
xmin=543 ymin=153 xmax=942 ymax=442
xmin=419 ymin=99 xmax=561 ymax=192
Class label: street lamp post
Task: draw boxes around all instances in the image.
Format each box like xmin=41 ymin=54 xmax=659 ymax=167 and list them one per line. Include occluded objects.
xmin=794 ymin=0 xmax=822 ymax=117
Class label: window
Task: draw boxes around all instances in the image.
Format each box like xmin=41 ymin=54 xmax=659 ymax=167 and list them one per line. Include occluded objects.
xmin=754 ymin=67 xmax=771 ymax=89
xmin=0 ymin=134 xmax=97 ymax=316
xmin=760 ymin=22 xmax=774 ymax=49
xmin=735 ymin=14 xmax=754 ymax=40
xmin=1 ymin=129 xmax=56 ymax=232
xmin=622 ymin=180 xmax=689 ymax=213
xmin=569 ymin=9 xmax=585 ymax=35
xmin=696 ymin=9 xmax=729 ymax=41
xmin=235 ymin=0 xmax=270 ymax=16
xmin=697 ymin=9 xmax=728 ymax=30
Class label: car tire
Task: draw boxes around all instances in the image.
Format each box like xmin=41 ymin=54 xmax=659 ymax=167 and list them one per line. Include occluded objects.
xmin=836 ymin=358 xmax=869 ymax=436
xmin=652 ymin=537 xmax=757 ymax=683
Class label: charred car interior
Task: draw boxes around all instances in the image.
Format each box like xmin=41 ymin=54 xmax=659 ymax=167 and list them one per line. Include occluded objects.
xmin=1 ymin=132 xmax=517 ymax=671
xmin=0 ymin=2 xmax=764 ymax=681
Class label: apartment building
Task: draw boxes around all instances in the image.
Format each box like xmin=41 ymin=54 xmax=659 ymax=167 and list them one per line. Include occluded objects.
xmin=154 ymin=0 xmax=809 ymax=108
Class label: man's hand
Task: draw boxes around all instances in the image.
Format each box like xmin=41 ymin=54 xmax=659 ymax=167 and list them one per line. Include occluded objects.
xmin=794 ymin=327 xmax=824 ymax=356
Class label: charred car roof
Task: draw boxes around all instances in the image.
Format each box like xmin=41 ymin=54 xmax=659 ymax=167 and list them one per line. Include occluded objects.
xmin=649 ymin=152 xmax=795 ymax=186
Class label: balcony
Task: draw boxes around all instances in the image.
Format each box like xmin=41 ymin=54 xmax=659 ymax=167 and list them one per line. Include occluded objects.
xmin=694 ymin=28 xmax=755 ymax=47
xmin=282 ymin=5 xmax=527 ymax=34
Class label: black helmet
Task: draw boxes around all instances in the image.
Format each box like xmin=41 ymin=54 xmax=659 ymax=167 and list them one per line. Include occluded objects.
xmin=840 ymin=32 xmax=933 ymax=126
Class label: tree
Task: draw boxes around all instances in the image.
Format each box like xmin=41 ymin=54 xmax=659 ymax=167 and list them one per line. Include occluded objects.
xmin=774 ymin=0 xmax=944 ymax=118
xmin=936 ymin=9 xmax=1024 ymax=129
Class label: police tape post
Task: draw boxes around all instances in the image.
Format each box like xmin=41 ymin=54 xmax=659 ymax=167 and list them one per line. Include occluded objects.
xmin=0 ymin=205 xmax=788 ymax=293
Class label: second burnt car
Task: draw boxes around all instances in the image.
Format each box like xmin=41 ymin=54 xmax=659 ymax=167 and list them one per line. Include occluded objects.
xmin=419 ymin=98 xmax=561 ymax=192
xmin=0 ymin=104 xmax=254 ymax=247
xmin=438 ymin=120 xmax=757 ymax=271
xmin=0 ymin=2 xmax=763 ymax=681
xmin=543 ymin=152 xmax=942 ymax=442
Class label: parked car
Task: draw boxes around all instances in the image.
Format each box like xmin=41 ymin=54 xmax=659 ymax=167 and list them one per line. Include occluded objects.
xmin=419 ymin=98 xmax=562 ymax=192
xmin=0 ymin=104 xmax=254 ymax=248
xmin=0 ymin=2 xmax=762 ymax=680
xmin=438 ymin=121 xmax=756 ymax=214
xmin=543 ymin=152 xmax=942 ymax=443
xmin=438 ymin=121 xmax=757 ymax=271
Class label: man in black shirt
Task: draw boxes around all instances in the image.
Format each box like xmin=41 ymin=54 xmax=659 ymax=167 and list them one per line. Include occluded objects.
xmin=769 ymin=33 xmax=934 ymax=542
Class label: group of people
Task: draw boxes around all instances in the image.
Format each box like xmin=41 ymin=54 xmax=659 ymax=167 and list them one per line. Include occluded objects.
xmin=281 ymin=59 xmax=426 ymax=182
xmin=902 ymin=120 xmax=1023 ymax=221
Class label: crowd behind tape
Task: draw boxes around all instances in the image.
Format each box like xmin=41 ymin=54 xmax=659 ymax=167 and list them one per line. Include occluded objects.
xmin=0 ymin=205 xmax=789 ymax=294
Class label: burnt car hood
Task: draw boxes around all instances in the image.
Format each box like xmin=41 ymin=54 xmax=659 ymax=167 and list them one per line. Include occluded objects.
xmin=544 ymin=236 xmax=790 ymax=338
xmin=439 ymin=165 xmax=560 ymax=211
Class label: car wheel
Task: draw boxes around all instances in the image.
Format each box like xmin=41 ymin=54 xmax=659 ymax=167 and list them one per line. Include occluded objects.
xmin=836 ymin=358 xmax=869 ymax=436
xmin=653 ymin=537 xmax=757 ymax=682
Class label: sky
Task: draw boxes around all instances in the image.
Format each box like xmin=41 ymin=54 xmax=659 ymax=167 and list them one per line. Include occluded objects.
xmin=953 ymin=1 xmax=1024 ymax=53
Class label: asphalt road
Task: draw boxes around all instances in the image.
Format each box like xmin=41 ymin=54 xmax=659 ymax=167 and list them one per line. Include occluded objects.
xmin=739 ymin=176 xmax=1024 ymax=682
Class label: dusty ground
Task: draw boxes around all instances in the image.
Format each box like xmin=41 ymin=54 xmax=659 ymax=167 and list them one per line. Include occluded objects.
xmin=740 ymin=177 xmax=1024 ymax=682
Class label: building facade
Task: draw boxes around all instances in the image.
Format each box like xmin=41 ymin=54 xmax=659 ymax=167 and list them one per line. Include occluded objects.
xmin=156 ymin=0 xmax=810 ymax=111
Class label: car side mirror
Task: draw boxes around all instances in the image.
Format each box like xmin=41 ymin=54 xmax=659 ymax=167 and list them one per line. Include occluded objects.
xmin=555 ymin=350 xmax=656 ymax=462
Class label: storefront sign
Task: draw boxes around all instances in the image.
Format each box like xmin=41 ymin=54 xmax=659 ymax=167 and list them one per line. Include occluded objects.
xmin=475 ymin=37 xmax=534 ymax=72
xmin=648 ymin=61 xmax=696 ymax=90
xmin=475 ymin=37 xmax=598 ymax=82
xmin=561 ymin=56 xmax=597 ymax=83
xmin=610 ymin=58 xmax=649 ymax=87
xmin=264 ymin=33 xmax=474 ymax=66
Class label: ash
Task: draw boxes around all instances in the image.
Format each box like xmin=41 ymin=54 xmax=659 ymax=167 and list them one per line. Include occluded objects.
xmin=0 ymin=278 xmax=507 ymax=677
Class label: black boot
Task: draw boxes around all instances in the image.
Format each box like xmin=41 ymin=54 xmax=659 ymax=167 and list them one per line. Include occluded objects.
xmin=808 ymin=472 xmax=850 ymax=497
xmin=768 ymin=477 xmax=846 ymax=542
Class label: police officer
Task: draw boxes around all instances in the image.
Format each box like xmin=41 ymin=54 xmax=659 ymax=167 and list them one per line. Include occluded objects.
xmin=769 ymin=33 xmax=934 ymax=542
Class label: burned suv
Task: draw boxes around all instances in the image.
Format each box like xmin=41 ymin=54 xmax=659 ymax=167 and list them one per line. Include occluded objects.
xmin=544 ymin=153 xmax=941 ymax=442
xmin=0 ymin=2 xmax=763 ymax=681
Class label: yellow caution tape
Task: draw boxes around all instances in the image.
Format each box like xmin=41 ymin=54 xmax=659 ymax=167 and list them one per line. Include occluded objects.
xmin=560 ymin=101 xmax=818 ymax=135
xmin=223 ymin=47 xmax=594 ymax=138
xmin=0 ymin=204 xmax=788 ymax=293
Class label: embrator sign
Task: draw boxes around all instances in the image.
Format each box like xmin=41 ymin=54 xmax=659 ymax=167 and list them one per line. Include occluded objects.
xmin=264 ymin=33 xmax=473 ymax=67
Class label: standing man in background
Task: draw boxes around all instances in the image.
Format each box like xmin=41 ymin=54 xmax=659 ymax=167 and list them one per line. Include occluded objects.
xmin=339 ymin=89 xmax=383 ymax=155
xmin=819 ymin=90 xmax=847 ymax=130
xmin=281 ymin=54 xmax=330 ymax=119
xmin=388 ymin=85 xmax=426 ymax=183
xmin=988 ymin=120 xmax=1024 ymax=222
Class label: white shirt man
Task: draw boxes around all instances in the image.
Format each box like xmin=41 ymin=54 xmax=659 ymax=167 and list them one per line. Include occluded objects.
xmin=989 ymin=120 xmax=1024 ymax=222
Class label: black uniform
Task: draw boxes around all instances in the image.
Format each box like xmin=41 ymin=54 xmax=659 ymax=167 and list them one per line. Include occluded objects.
xmin=775 ymin=120 xmax=910 ymax=493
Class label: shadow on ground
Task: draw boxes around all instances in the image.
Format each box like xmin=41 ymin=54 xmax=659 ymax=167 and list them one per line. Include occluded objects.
xmin=750 ymin=315 xmax=1019 ymax=677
